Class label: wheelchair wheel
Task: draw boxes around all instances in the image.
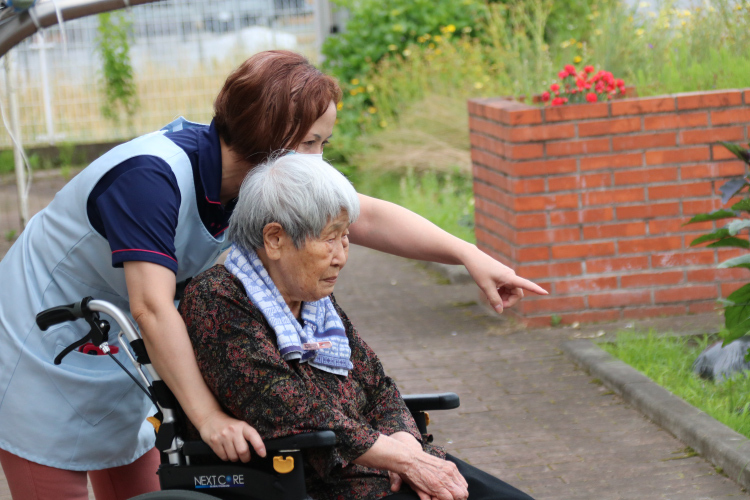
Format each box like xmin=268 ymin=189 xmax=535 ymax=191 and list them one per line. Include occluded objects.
xmin=129 ymin=491 xmax=219 ymax=499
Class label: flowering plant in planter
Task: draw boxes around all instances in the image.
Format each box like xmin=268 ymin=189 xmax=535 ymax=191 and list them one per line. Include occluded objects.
xmin=541 ymin=64 xmax=626 ymax=106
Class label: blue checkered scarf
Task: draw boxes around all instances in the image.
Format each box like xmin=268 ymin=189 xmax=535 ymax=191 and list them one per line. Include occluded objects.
xmin=224 ymin=244 xmax=352 ymax=376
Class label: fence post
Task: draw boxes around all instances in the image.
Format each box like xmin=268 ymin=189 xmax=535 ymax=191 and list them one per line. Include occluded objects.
xmin=4 ymin=49 xmax=29 ymax=230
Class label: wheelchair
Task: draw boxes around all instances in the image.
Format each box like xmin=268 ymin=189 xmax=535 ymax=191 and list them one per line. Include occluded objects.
xmin=36 ymin=297 xmax=460 ymax=500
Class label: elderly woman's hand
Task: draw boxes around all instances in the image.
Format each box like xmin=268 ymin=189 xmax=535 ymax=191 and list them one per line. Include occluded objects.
xmin=461 ymin=246 xmax=548 ymax=314
xmin=398 ymin=450 xmax=468 ymax=500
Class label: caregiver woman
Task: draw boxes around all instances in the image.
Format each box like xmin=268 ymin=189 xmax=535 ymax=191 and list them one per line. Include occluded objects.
xmin=0 ymin=50 xmax=546 ymax=500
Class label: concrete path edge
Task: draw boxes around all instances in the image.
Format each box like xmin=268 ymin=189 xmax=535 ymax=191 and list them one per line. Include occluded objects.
xmin=562 ymin=339 xmax=750 ymax=491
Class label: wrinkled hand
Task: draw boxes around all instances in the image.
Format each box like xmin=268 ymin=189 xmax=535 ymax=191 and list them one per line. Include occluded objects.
xmin=197 ymin=410 xmax=266 ymax=462
xmin=462 ymin=246 xmax=548 ymax=314
xmin=388 ymin=432 xmax=425 ymax=494
xmin=398 ymin=451 xmax=469 ymax=500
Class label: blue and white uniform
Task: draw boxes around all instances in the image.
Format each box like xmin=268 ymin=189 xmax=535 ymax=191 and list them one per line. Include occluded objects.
xmin=0 ymin=118 xmax=231 ymax=470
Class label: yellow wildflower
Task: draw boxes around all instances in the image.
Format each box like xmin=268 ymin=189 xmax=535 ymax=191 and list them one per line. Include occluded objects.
xmin=683 ymin=9 xmax=691 ymax=16
xmin=573 ymin=55 xmax=582 ymax=63
xmin=417 ymin=36 xmax=425 ymax=43
xmin=594 ymin=28 xmax=603 ymax=35
xmin=429 ymin=42 xmax=435 ymax=49
xmin=350 ymin=78 xmax=359 ymax=85
xmin=368 ymin=107 xmax=377 ymax=114
xmin=576 ymin=42 xmax=583 ymax=49
xmin=392 ymin=23 xmax=404 ymax=32
xmin=569 ymin=38 xmax=576 ymax=44
xmin=402 ymin=49 xmax=411 ymax=57
xmin=434 ymin=35 xmax=443 ymax=42
xmin=349 ymin=89 xmax=357 ymax=96
xmin=366 ymin=84 xmax=375 ymax=92
xmin=474 ymin=82 xmax=484 ymax=89
xmin=388 ymin=44 xmax=397 ymax=51
xmin=681 ymin=20 xmax=686 ymax=25
xmin=737 ymin=4 xmax=743 ymax=9
xmin=423 ymin=33 xmax=431 ymax=40
xmin=446 ymin=24 xmax=456 ymax=32
xmin=336 ymin=102 xmax=343 ymax=111
xmin=379 ymin=120 xmax=388 ymax=128
xmin=636 ymin=28 xmax=645 ymax=36
xmin=435 ymin=49 xmax=442 ymax=55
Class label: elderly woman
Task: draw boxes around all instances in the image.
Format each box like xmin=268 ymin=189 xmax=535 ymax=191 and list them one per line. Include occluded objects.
xmin=178 ymin=154 xmax=535 ymax=500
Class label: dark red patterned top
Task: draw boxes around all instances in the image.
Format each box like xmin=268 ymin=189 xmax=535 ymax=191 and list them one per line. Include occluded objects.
xmin=179 ymin=265 xmax=445 ymax=500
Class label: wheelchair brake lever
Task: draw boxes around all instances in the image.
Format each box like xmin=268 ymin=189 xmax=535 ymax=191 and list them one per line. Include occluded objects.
xmin=54 ymin=334 xmax=92 ymax=365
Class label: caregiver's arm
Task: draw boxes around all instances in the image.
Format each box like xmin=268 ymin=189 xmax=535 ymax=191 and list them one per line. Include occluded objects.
xmin=124 ymin=261 xmax=266 ymax=462
xmin=350 ymin=194 xmax=548 ymax=313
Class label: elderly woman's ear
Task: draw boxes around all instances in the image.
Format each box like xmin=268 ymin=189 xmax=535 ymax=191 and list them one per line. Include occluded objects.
xmin=262 ymin=223 xmax=286 ymax=260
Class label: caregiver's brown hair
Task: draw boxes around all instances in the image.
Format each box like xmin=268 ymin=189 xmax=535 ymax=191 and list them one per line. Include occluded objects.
xmin=213 ymin=50 xmax=342 ymax=165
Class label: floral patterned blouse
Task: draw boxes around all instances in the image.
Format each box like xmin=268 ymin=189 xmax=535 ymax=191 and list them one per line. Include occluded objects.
xmin=178 ymin=265 xmax=445 ymax=500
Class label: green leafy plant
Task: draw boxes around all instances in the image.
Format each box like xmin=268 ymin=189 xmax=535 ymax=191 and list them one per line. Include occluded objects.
xmin=685 ymin=141 xmax=750 ymax=349
xmin=96 ymin=12 xmax=138 ymax=123
xmin=4 ymin=229 xmax=16 ymax=242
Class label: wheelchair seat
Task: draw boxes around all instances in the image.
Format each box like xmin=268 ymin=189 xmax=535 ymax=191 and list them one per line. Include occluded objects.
xmin=36 ymin=298 xmax=460 ymax=500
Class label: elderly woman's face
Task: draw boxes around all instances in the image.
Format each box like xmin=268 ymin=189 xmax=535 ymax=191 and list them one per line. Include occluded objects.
xmin=276 ymin=211 xmax=350 ymax=305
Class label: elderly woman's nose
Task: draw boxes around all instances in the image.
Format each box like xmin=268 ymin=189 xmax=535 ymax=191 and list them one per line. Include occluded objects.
xmin=332 ymin=239 xmax=348 ymax=265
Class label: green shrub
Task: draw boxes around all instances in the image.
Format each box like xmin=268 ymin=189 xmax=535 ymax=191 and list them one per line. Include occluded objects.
xmin=96 ymin=12 xmax=138 ymax=124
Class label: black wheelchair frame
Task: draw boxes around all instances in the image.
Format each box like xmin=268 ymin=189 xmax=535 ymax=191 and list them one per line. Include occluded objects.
xmin=36 ymin=298 xmax=460 ymax=500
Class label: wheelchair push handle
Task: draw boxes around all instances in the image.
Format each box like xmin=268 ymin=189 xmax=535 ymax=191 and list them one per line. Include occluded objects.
xmin=36 ymin=297 xmax=93 ymax=331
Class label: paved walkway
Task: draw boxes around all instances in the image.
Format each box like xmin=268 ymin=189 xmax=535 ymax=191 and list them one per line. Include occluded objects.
xmin=0 ymin=171 xmax=746 ymax=499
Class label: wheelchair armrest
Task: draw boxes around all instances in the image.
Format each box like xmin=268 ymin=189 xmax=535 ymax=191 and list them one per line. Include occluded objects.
xmin=181 ymin=430 xmax=336 ymax=457
xmin=403 ymin=392 xmax=460 ymax=412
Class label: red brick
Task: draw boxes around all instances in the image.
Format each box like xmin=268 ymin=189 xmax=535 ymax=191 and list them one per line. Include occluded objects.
xmin=677 ymin=90 xmax=743 ymax=110
xmin=652 ymin=250 xmax=716 ymax=267
xmin=687 ymin=268 xmax=748 ymax=282
xmin=473 ymin=165 xmax=509 ymax=191
xmin=560 ymin=310 xmax=622 ymax=324
xmin=645 ymin=147 xmax=711 ymax=165
xmin=516 ymin=262 xmax=583 ymax=279
xmin=580 ymin=152 xmax=642 ymax=171
xmin=622 ymin=271 xmax=684 ymax=288
xmin=683 ymin=199 xmax=722 ymax=215
xmin=545 ymin=102 xmax=610 ymax=122
xmin=548 ymin=173 xmax=611 ymax=192
xmin=718 ymin=248 xmax=745 ymax=261
xmin=582 ymin=188 xmax=645 ymax=206
xmin=509 ymin=123 xmax=576 ymax=142
xmin=474 ymin=182 xmax=511 ymax=209
xmin=679 ymin=126 xmax=745 ymax=145
xmin=619 ymin=236 xmax=682 ymax=253
xmin=514 ymin=213 xmax=548 ymax=229
xmin=745 ymin=90 xmax=750 ymax=104
xmin=721 ymin=282 xmax=747 ymax=297
xmin=507 ymin=143 xmax=545 ymax=160
xmin=681 ymin=162 xmax=746 ymax=180
xmin=579 ymin=117 xmax=642 ymax=137
xmin=611 ymin=97 xmax=675 ymax=115
xmin=550 ymin=208 xmax=614 ymax=226
xmin=552 ymin=241 xmax=615 ymax=259
xmin=505 ymin=108 xmax=544 ymax=126
xmin=547 ymin=138 xmax=610 ymax=157
xmin=515 ymin=246 xmax=550 ymax=262
xmin=623 ymin=305 xmax=688 ymax=319
xmin=508 ymin=158 xmax=578 ymax=177
xmin=587 ymin=256 xmax=650 ymax=273
xmin=475 ymin=228 xmax=514 ymax=258
xmin=516 ymin=227 xmax=580 ymax=245
xmin=654 ymin=284 xmax=718 ymax=303
xmin=583 ymin=222 xmax=646 ymax=239
xmin=648 ymin=182 xmax=713 ymax=200
xmin=689 ymin=301 xmax=721 ymax=314
xmin=513 ymin=193 xmax=578 ymax=212
xmin=509 ymin=178 xmax=546 ymax=194
xmin=613 ymin=167 xmax=677 ymax=185
xmin=644 ymin=112 xmax=708 ymax=130
xmin=589 ymin=290 xmax=652 ymax=308
xmin=711 ymin=108 xmax=750 ymax=126
xmin=616 ymin=202 xmax=681 ymax=220
xmin=521 ymin=296 xmax=587 ymax=314
xmin=555 ymin=277 xmax=618 ymax=294
xmin=475 ymin=213 xmax=514 ymax=241
xmin=712 ymin=143 xmax=743 ymax=161
xmin=613 ymin=132 xmax=677 ymax=151
xmin=649 ymin=218 xmax=713 ymax=234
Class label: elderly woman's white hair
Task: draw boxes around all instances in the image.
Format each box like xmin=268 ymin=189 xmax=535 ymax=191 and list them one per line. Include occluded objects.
xmin=228 ymin=153 xmax=360 ymax=250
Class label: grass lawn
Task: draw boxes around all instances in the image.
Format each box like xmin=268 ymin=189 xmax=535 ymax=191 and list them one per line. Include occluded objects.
xmin=601 ymin=332 xmax=750 ymax=439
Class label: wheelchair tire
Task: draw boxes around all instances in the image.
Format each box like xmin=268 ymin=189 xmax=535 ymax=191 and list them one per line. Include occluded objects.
xmin=129 ymin=491 xmax=219 ymax=500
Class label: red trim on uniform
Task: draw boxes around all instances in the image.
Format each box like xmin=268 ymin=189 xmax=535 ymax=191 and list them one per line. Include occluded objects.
xmin=205 ymin=196 xmax=222 ymax=205
xmin=213 ymin=227 xmax=227 ymax=237
xmin=112 ymin=248 xmax=178 ymax=263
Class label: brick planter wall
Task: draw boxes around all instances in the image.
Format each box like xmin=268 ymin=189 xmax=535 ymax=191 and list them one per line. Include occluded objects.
xmin=469 ymin=90 xmax=750 ymax=327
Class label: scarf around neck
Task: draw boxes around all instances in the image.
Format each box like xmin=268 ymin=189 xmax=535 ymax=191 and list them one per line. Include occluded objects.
xmin=224 ymin=244 xmax=352 ymax=376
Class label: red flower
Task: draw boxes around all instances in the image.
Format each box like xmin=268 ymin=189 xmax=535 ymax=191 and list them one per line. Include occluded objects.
xmin=564 ymin=64 xmax=576 ymax=74
xmin=616 ymin=78 xmax=625 ymax=88
xmin=584 ymin=65 xmax=595 ymax=73
xmin=558 ymin=70 xmax=568 ymax=79
xmin=551 ymin=97 xmax=565 ymax=106
xmin=541 ymin=91 xmax=550 ymax=102
xmin=550 ymin=83 xmax=560 ymax=92
xmin=586 ymin=93 xmax=598 ymax=103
